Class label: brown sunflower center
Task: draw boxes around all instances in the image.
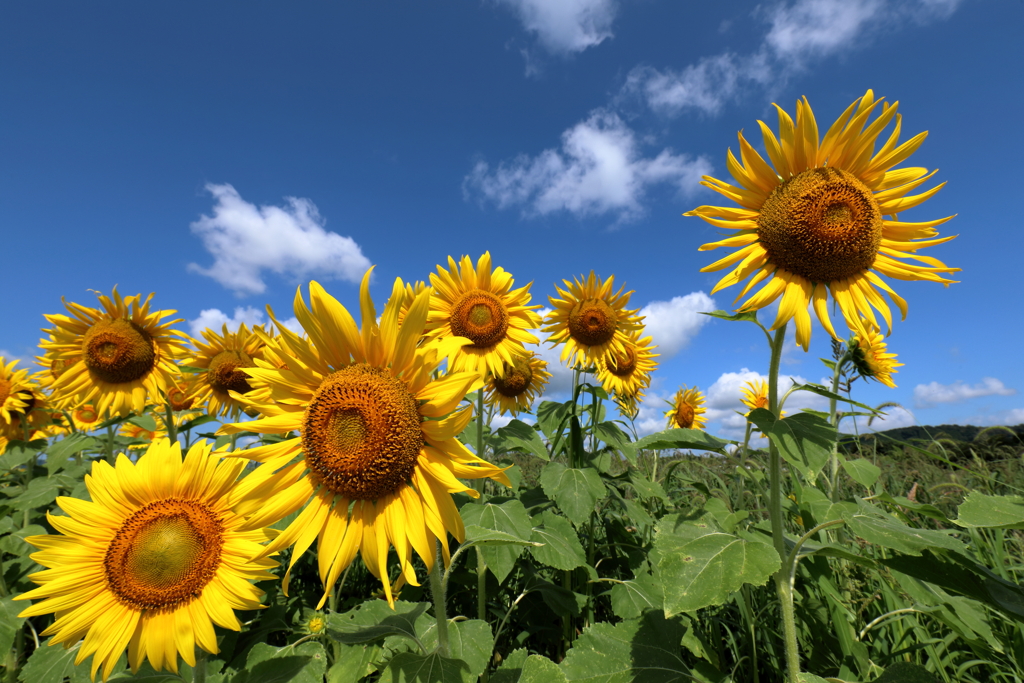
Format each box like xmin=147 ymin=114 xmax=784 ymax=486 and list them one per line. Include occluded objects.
xmin=302 ymin=364 xmax=423 ymax=500
xmin=568 ymin=298 xmax=617 ymax=347
xmin=449 ymin=290 xmax=510 ymax=348
xmin=493 ymin=359 xmax=534 ymax=398
xmin=757 ymin=167 xmax=882 ymax=283
xmin=674 ymin=403 xmax=695 ymax=429
xmin=104 ymin=498 xmax=223 ymax=609
xmin=83 ymin=319 xmax=156 ymax=384
xmin=208 ymin=350 xmax=254 ymax=395
xmin=0 ymin=379 xmax=10 ymax=407
xmin=607 ymin=346 xmax=637 ymax=377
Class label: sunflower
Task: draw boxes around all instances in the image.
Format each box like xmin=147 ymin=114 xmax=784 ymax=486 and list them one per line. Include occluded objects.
xmin=165 ymin=375 xmax=197 ymax=412
xmin=40 ymin=288 xmax=191 ymax=417
xmin=543 ymin=272 xmax=644 ymax=368
xmin=119 ymin=419 xmax=165 ymax=450
xmin=485 ymin=353 xmax=551 ymax=416
xmin=740 ymin=379 xmax=769 ymax=413
xmin=15 ymin=439 xmax=277 ymax=681
xmin=686 ymin=90 xmax=959 ymax=350
xmin=425 ymin=253 xmax=542 ymax=378
xmin=185 ymin=323 xmax=267 ymax=418
xmin=614 ymin=392 xmax=641 ymax=421
xmin=666 ymin=386 xmax=708 ymax=430
xmin=219 ymin=270 xmax=511 ymax=607
xmin=72 ymin=404 xmax=103 ymax=431
xmin=595 ymin=331 xmax=657 ymax=399
xmin=0 ymin=357 xmax=38 ymax=425
xmin=850 ymin=322 xmax=902 ymax=388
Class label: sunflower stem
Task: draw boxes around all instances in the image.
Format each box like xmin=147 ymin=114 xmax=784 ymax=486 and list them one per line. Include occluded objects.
xmin=164 ymin=402 xmax=178 ymax=446
xmin=827 ymin=351 xmax=850 ymax=503
xmin=429 ymin=545 xmax=450 ymax=657
xmin=192 ymin=649 xmax=207 ymax=683
xmin=766 ymin=322 xmax=801 ymax=682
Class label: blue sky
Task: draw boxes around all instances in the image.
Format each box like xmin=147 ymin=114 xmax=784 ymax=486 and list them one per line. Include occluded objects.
xmin=3 ymin=0 xmax=1022 ymax=439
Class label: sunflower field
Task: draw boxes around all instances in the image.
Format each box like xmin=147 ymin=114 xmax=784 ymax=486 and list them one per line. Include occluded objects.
xmin=3 ymin=90 xmax=1023 ymax=683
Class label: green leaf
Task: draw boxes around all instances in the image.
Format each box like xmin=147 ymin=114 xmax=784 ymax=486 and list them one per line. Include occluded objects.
xmin=873 ymin=661 xmax=941 ymax=683
xmin=491 ymin=649 xmax=529 ymax=683
xmin=19 ymin=640 xmax=82 ymax=683
xmin=539 ymin=463 xmax=606 ymax=527
xmin=493 ymin=420 xmax=550 ymax=462
xmin=0 ymin=524 xmax=47 ymax=556
xmin=460 ymin=499 xmax=535 ymax=583
xmin=529 ymin=511 xmax=586 ymax=570
xmin=594 ymin=421 xmax=635 ymax=463
xmin=11 ymin=477 xmax=61 ymax=511
xmin=462 ymin=525 xmax=541 ymax=548
xmin=840 ymin=458 xmax=881 ymax=489
xmin=608 ymin=569 xmax=663 ymax=620
xmin=560 ymin=611 xmax=690 ymax=683
xmin=628 ymin=473 xmax=665 ymax=501
xmin=235 ymin=642 xmax=327 ymax=683
xmin=44 ymin=434 xmax=97 ymax=473
xmin=796 ymin=675 xmax=830 ymax=683
xmin=845 ymin=504 xmax=965 ymax=556
xmin=128 ymin=414 xmax=157 ymax=432
xmin=874 ymin=492 xmax=950 ymax=524
xmin=420 ymin=619 xmax=493 ymax=681
xmin=519 ymin=656 xmax=567 ymax=683
xmin=0 ymin=597 xmax=26 ymax=660
xmin=654 ymin=513 xmax=780 ymax=616
xmin=702 ymin=309 xmax=760 ymax=324
xmin=955 ymin=491 xmax=1024 ymax=529
xmin=747 ymin=409 xmax=835 ymax=478
xmin=523 ymin=572 xmax=585 ymax=617
xmin=378 ymin=651 xmax=472 ymax=683
xmin=327 ymin=641 xmax=381 ymax=683
xmin=327 ymin=601 xmax=431 ymax=646
xmin=0 ymin=439 xmax=47 ymax=471
xmin=536 ymin=401 xmax=572 ymax=443
xmin=632 ymin=429 xmax=731 ymax=453
xmin=881 ymin=550 xmax=1024 ymax=621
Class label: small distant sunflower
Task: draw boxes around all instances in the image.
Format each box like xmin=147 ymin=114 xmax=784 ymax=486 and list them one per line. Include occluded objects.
xmin=119 ymin=419 xmax=164 ymax=450
xmin=165 ymin=376 xmax=197 ymax=412
xmin=686 ymin=90 xmax=959 ymax=350
xmin=15 ymin=439 xmax=277 ymax=681
xmin=220 ymin=270 xmax=511 ymax=607
xmin=666 ymin=386 xmax=708 ymax=430
xmin=615 ymin=393 xmax=641 ymax=421
xmin=850 ymin=323 xmax=902 ymax=388
xmin=41 ymin=288 xmax=191 ymax=417
xmin=740 ymin=379 xmax=769 ymax=413
xmin=485 ymin=353 xmax=551 ymax=416
xmin=185 ymin=323 xmax=267 ymax=418
xmin=543 ymin=272 xmax=644 ymax=368
xmin=72 ymin=404 xmax=103 ymax=431
xmin=0 ymin=357 xmax=38 ymax=425
xmin=426 ymin=253 xmax=542 ymax=378
xmin=595 ymin=331 xmax=657 ymax=399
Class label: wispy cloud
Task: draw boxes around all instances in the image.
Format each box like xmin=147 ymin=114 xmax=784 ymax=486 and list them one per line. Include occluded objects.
xmin=188 ymin=183 xmax=372 ymax=296
xmin=188 ymin=306 xmax=301 ymax=339
xmin=464 ymin=110 xmax=711 ymax=223
xmin=639 ymin=292 xmax=715 ymax=358
xmin=493 ymin=0 xmax=618 ymax=56
xmin=913 ymin=378 xmax=1017 ymax=408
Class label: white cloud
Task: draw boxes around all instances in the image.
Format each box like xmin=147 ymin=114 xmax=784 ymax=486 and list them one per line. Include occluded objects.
xmin=639 ymin=292 xmax=715 ymax=358
xmin=621 ymin=0 xmax=962 ymax=119
xmin=620 ymin=53 xmax=771 ymax=117
xmin=188 ymin=183 xmax=372 ymax=296
xmin=913 ymin=378 xmax=1017 ymax=408
xmin=464 ymin=110 xmax=711 ymax=223
xmin=764 ymin=0 xmax=883 ymax=63
xmin=847 ymin=404 xmax=916 ymax=433
xmin=189 ymin=306 xmax=301 ymax=339
xmin=494 ymin=0 xmax=617 ymax=55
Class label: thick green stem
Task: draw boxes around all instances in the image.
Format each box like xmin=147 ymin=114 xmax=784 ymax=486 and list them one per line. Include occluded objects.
xmin=165 ymin=403 xmax=178 ymax=446
xmin=4 ymin=629 xmax=22 ymax=683
xmin=766 ymin=323 xmax=801 ymax=682
xmin=193 ymin=649 xmax=207 ymax=683
xmin=429 ymin=547 xmax=450 ymax=656
xmin=827 ymin=354 xmax=848 ymax=503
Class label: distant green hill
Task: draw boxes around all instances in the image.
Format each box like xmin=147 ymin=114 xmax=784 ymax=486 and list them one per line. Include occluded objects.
xmin=844 ymin=423 xmax=1024 ymax=444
